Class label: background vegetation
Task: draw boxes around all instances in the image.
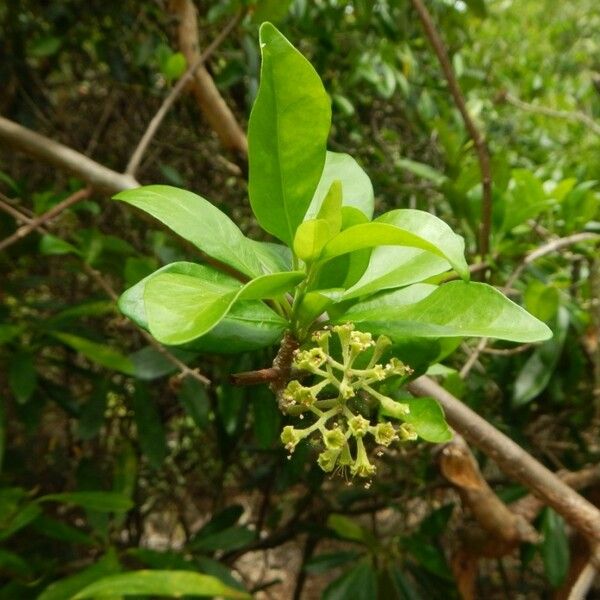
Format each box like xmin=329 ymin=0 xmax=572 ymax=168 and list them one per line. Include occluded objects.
xmin=1 ymin=0 xmax=599 ymax=598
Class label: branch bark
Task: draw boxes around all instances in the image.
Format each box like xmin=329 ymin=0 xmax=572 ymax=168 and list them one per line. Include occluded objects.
xmin=0 ymin=116 xmax=138 ymax=194
xmin=169 ymin=0 xmax=247 ymax=158
xmin=126 ymin=10 xmax=243 ymax=175
xmin=408 ymin=375 xmax=600 ymax=543
xmin=409 ymin=0 xmax=492 ymax=258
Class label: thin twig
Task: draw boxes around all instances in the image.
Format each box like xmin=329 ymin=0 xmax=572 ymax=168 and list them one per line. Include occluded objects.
xmin=505 ymin=232 xmax=599 ymax=291
xmin=567 ymin=560 xmax=597 ymax=600
xmin=500 ymin=91 xmax=600 ymax=137
xmin=410 ymin=0 xmax=492 ymax=258
xmin=0 ymin=115 xmax=138 ymax=193
xmin=125 ymin=11 xmax=242 ymax=176
xmin=0 ymin=187 xmax=91 ymax=252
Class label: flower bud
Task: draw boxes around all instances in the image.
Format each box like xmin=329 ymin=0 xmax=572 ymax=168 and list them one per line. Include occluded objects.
xmin=281 ymin=425 xmax=304 ymax=452
xmin=282 ymin=380 xmax=316 ymax=407
xmin=293 ymin=347 xmax=327 ymax=371
xmin=349 ymin=330 xmax=374 ymax=353
xmin=351 ymin=438 xmax=376 ymax=478
xmin=339 ymin=379 xmax=355 ymax=400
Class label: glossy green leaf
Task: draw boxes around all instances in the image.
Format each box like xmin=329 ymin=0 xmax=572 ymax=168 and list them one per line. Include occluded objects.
xmin=317 ymin=179 xmax=343 ymax=234
xmin=38 ymin=549 xmax=120 ymax=600
xmin=513 ymin=307 xmax=569 ymax=406
xmin=129 ymin=346 xmax=196 ymax=381
xmin=190 ymin=526 xmax=255 ymax=553
xmin=38 ymin=492 xmax=133 ymax=512
xmin=307 ymin=152 xmax=374 ymax=220
xmin=31 ymin=515 xmax=94 ymax=546
xmin=75 ymin=570 xmax=249 ymax=599
xmin=322 ymin=209 xmax=469 ymax=280
xmin=304 ymin=551 xmax=362 ymax=575
xmin=343 ymin=281 xmax=552 ymax=343
xmin=52 ymin=332 xmax=135 ymax=375
xmin=177 ymin=377 xmax=210 ymax=428
xmin=540 ymin=508 xmax=569 ymax=588
xmin=114 ymin=185 xmax=263 ymax=277
xmin=120 ymin=262 xmax=288 ymax=352
xmin=0 ymin=324 xmax=23 ymax=345
xmin=248 ymin=22 xmax=331 ymax=245
xmin=144 ymin=269 xmax=302 ymax=345
xmin=401 ymin=397 xmax=452 ymax=442
xmin=322 ymin=562 xmax=378 ymax=600
xmin=0 ymin=502 xmax=41 ymax=541
xmin=343 ymin=246 xmax=452 ymax=299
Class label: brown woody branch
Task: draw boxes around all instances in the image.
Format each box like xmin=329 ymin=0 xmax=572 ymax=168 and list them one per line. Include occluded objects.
xmin=408 ymin=375 xmax=600 ymax=544
xmin=0 ymin=116 xmax=138 ymax=194
xmin=409 ymin=0 xmax=492 ymax=259
xmin=126 ymin=9 xmax=243 ymax=175
xmin=169 ymin=0 xmax=247 ymax=158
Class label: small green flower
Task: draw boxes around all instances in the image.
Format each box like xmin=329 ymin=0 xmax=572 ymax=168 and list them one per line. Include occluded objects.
xmin=339 ymin=379 xmax=355 ymax=400
xmin=317 ymin=448 xmax=341 ymax=473
xmin=349 ymin=330 xmax=374 ymax=353
xmin=281 ymin=425 xmax=304 ymax=452
xmin=323 ymin=426 xmax=346 ymax=450
xmin=365 ymin=364 xmax=386 ymax=381
xmin=294 ymin=347 xmax=327 ymax=371
xmin=372 ymin=422 xmax=398 ymax=446
xmin=282 ymin=380 xmax=316 ymax=408
xmin=398 ymin=423 xmax=418 ymax=441
xmin=311 ymin=328 xmax=331 ymax=352
xmin=348 ymin=414 xmax=370 ymax=438
xmin=369 ymin=334 xmax=392 ymax=366
xmin=384 ymin=357 xmax=413 ymax=377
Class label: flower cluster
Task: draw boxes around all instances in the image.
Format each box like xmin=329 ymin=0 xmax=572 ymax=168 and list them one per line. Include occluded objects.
xmin=279 ymin=324 xmax=416 ymax=481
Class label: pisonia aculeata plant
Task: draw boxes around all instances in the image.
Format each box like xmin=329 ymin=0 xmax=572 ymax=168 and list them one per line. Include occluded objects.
xmin=114 ymin=23 xmax=551 ymax=480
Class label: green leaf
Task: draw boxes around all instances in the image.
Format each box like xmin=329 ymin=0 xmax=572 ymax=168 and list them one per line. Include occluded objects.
xmin=38 ymin=492 xmax=133 ymax=512
xmin=513 ymin=307 xmax=569 ymax=406
xmin=327 ymin=514 xmax=368 ymax=544
xmin=305 ymin=551 xmax=362 ymax=574
xmin=8 ymin=352 xmax=37 ymax=404
xmin=130 ymin=346 xmax=196 ymax=381
xmin=31 ymin=515 xmax=94 ymax=546
xmin=396 ymin=158 xmax=448 ymax=186
xmin=74 ymin=570 xmax=249 ymax=599
xmin=0 ymin=502 xmax=41 ymax=541
xmin=322 ymin=562 xmax=378 ymax=600
xmin=307 ymin=152 xmax=374 ymax=220
xmin=0 ymin=324 xmax=23 ymax=345
xmin=248 ymin=22 xmax=331 ymax=245
xmin=322 ymin=209 xmax=469 ymax=280
xmin=144 ymin=269 xmax=302 ymax=345
xmin=524 ymin=280 xmax=559 ymax=323
xmin=38 ymin=549 xmax=120 ymax=600
xmin=293 ymin=218 xmax=332 ymax=262
xmin=343 ymin=246 xmax=451 ymax=300
xmin=343 ymin=281 xmax=552 ymax=343
xmin=132 ymin=384 xmax=167 ymax=468
xmin=51 ymin=332 xmax=135 ymax=375
xmin=400 ymin=397 xmax=452 ymax=442
xmin=114 ymin=185 xmax=263 ymax=278
xmin=39 ymin=234 xmax=81 ymax=256
xmin=540 ymin=508 xmax=569 ymax=588
xmin=252 ymin=385 xmax=281 ymax=448
xmin=120 ymin=262 xmax=288 ymax=352
xmin=189 ymin=526 xmax=255 ymax=553
xmin=0 ymin=399 xmax=4 ymax=474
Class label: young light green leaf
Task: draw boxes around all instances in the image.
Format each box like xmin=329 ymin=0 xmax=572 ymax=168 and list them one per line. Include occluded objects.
xmin=293 ymin=218 xmax=332 ymax=262
xmin=144 ymin=270 xmax=303 ymax=345
xmin=322 ymin=209 xmax=469 ymax=280
xmin=401 ymin=397 xmax=452 ymax=442
xmin=248 ymin=22 xmax=331 ymax=245
xmin=51 ymin=332 xmax=135 ymax=375
xmin=343 ymin=246 xmax=452 ymax=299
xmin=306 ymin=152 xmax=374 ymax=220
xmin=119 ymin=263 xmax=288 ymax=352
xmin=114 ymin=185 xmax=263 ymax=277
xmin=74 ymin=570 xmax=250 ymax=599
xmin=343 ymin=281 xmax=552 ymax=343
